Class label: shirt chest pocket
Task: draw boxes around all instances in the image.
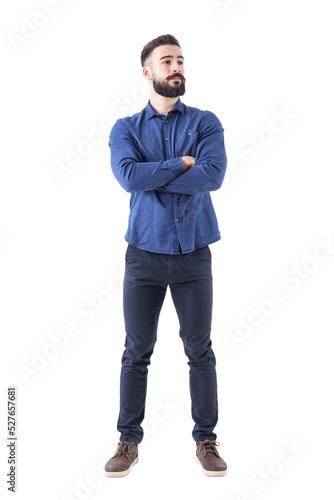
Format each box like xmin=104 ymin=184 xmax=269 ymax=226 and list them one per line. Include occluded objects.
xmin=176 ymin=131 xmax=199 ymax=157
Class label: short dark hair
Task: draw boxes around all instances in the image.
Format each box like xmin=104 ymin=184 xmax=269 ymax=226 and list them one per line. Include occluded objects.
xmin=140 ymin=34 xmax=181 ymax=67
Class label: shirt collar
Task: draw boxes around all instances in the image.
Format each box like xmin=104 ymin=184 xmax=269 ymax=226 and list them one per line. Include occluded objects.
xmin=146 ymin=98 xmax=185 ymax=119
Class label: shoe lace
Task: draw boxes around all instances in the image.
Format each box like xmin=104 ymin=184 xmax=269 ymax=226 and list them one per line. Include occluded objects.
xmin=198 ymin=440 xmax=221 ymax=458
xmin=113 ymin=441 xmax=136 ymax=460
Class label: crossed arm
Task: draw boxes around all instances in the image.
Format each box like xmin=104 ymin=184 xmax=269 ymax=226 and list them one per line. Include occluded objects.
xmin=109 ymin=111 xmax=227 ymax=195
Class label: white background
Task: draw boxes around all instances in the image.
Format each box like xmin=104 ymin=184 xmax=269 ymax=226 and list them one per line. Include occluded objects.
xmin=1 ymin=0 xmax=334 ymax=499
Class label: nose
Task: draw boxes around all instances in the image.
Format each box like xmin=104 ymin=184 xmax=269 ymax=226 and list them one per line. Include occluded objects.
xmin=172 ymin=61 xmax=182 ymax=72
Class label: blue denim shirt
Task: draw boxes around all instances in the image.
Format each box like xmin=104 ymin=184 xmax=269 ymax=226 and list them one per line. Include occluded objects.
xmin=109 ymin=98 xmax=227 ymax=254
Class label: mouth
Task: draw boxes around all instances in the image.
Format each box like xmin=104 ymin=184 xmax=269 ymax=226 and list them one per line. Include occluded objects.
xmin=169 ymin=77 xmax=183 ymax=82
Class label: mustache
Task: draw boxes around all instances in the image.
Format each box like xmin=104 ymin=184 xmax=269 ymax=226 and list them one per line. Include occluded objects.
xmin=167 ymin=73 xmax=185 ymax=82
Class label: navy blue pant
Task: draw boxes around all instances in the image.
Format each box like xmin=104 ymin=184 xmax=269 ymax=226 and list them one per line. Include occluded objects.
xmin=117 ymin=244 xmax=218 ymax=443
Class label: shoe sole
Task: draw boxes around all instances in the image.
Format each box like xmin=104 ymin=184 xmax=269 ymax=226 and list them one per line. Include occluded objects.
xmin=196 ymin=456 xmax=227 ymax=477
xmin=105 ymin=457 xmax=139 ymax=477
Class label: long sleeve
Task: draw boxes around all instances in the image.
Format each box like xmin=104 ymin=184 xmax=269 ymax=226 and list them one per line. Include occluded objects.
xmin=157 ymin=111 xmax=227 ymax=195
xmin=109 ymin=118 xmax=184 ymax=192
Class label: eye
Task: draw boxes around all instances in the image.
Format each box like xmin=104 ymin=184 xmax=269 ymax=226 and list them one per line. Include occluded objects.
xmin=163 ymin=60 xmax=171 ymax=64
xmin=178 ymin=61 xmax=184 ymax=65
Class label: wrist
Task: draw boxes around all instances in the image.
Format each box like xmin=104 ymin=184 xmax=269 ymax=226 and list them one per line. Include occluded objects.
xmin=181 ymin=156 xmax=192 ymax=171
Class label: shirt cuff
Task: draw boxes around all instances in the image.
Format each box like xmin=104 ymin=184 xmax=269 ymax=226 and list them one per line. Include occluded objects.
xmin=166 ymin=157 xmax=184 ymax=176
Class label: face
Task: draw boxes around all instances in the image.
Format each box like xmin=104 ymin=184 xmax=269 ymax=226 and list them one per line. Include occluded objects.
xmin=144 ymin=44 xmax=186 ymax=98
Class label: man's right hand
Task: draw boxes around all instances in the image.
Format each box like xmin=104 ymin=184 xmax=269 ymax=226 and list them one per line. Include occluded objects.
xmin=181 ymin=156 xmax=196 ymax=171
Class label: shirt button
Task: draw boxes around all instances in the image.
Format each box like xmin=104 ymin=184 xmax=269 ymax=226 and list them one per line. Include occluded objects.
xmin=188 ymin=132 xmax=191 ymax=136
xmin=165 ymin=120 xmax=168 ymax=123
xmin=174 ymin=224 xmax=177 ymax=228
xmin=176 ymin=218 xmax=179 ymax=222
xmin=165 ymin=137 xmax=168 ymax=141
xmin=175 ymin=198 xmax=178 ymax=202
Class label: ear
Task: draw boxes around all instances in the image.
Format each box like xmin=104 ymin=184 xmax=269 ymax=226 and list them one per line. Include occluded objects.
xmin=143 ymin=65 xmax=153 ymax=81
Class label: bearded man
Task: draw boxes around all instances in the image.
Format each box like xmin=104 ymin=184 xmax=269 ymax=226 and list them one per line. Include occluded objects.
xmin=105 ymin=34 xmax=228 ymax=478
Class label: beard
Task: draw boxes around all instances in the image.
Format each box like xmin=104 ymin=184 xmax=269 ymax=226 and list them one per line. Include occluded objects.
xmin=152 ymin=73 xmax=186 ymax=98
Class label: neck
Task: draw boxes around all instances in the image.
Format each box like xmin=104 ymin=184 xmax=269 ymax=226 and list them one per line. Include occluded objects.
xmin=149 ymin=91 xmax=179 ymax=116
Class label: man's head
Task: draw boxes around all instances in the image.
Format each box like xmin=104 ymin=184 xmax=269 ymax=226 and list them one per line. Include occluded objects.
xmin=141 ymin=34 xmax=186 ymax=98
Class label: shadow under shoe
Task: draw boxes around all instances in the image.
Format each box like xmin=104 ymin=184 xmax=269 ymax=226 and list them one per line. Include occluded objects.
xmin=196 ymin=440 xmax=227 ymax=477
xmin=105 ymin=441 xmax=138 ymax=477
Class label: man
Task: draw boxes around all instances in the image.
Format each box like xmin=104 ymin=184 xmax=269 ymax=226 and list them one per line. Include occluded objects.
xmin=105 ymin=34 xmax=227 ymax=478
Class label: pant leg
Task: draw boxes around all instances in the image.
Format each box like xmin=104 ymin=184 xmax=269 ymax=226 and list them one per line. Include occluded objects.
xmin=169 ymin=246 xmax=218 ymax=442
xmin=117 ymin=244 xmax=168 ymax=444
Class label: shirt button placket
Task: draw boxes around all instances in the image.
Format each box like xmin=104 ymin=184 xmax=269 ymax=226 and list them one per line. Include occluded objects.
xmin=164 ymin=118 xmax=171 ymax=160
xmin=164 ymin=114 xmax=180 ymax=253
xmin=175 ymin=198 xmax=179 ymax=226
xmin=174 ymin=198 xmax=181 ymax=227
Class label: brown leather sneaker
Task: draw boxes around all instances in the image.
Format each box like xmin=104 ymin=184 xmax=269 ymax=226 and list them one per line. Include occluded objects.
xmin=105 ymin=441 xmax=138 ymax=477
xmin=196 ymin=440 xmax=227 ymax=477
